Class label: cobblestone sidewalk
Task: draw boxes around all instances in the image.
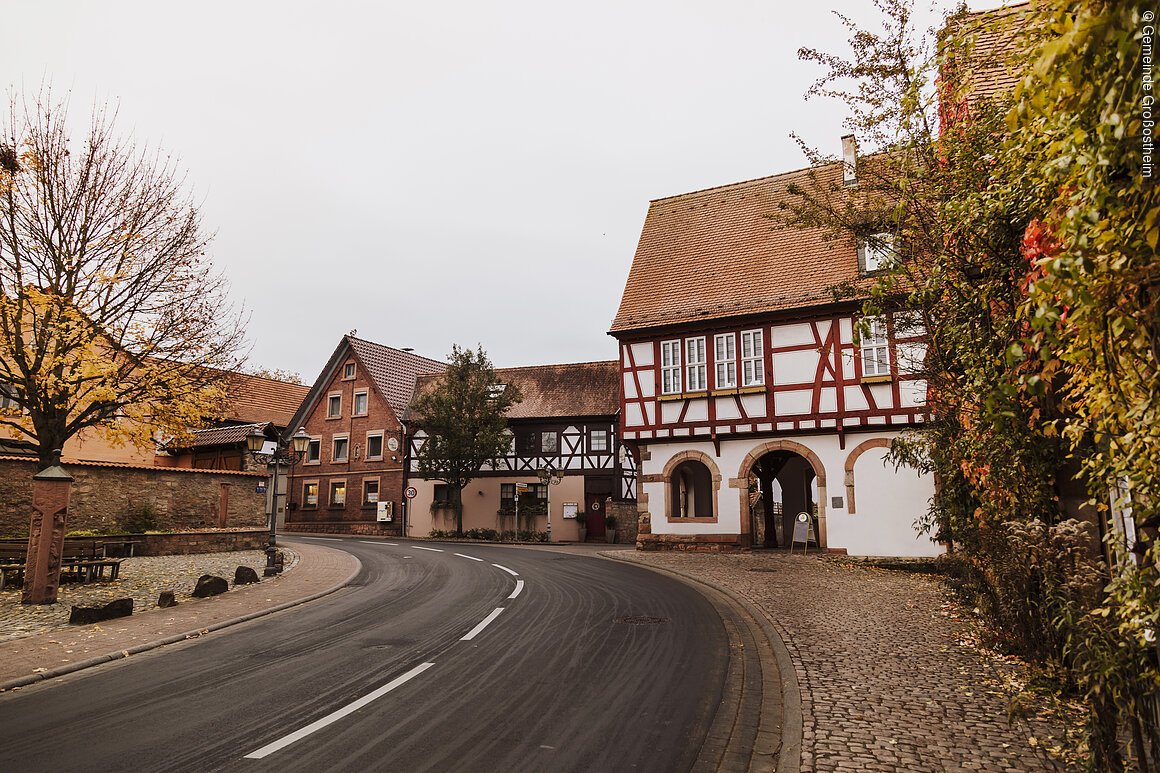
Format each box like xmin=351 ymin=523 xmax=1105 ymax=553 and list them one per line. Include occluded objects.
xmin=0 ymin=550 xmax=271 ymax=643
xmin=615 ymin=550 xmax=1071 ymax=773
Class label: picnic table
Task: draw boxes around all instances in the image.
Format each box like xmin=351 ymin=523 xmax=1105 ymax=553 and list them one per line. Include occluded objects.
xmin=0 ymin=540 xmax=123 ymax=591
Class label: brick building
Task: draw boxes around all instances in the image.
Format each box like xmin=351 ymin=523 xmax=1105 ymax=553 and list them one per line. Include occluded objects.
xmin=284 ymin=335 xmax=445 ymax=535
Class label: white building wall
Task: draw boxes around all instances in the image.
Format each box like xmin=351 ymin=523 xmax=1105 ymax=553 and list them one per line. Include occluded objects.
xmin=640 ymin=430 xmax=941 ymax=557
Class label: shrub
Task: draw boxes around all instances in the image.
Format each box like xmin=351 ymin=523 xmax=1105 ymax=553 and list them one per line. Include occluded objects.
xmin=117 ymin=503 xmax=161 ymax=534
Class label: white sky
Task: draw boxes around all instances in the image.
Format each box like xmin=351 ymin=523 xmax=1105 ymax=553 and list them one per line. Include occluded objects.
xmin=3 ymin=0 xmax=1008 ymax=383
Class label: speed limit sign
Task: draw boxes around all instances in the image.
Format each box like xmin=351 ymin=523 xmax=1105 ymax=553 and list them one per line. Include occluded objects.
xmin=404 ymin=486 xmax=418 ymax=499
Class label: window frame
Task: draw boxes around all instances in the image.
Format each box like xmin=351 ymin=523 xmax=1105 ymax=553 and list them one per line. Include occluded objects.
xmin=352 ymin=390 xmax=369 ymax=417
xmin=365 ymin=431 xmax=384 ymax=461
xmin=362 ymin=477 xmax=380 ymax=507
xmin=326 ymin=392 xmax=342 ymax=419
xmin=859 ymin=232 xmax=897 ymax=273
xmin=304 ymin=437 xmax=322 ymax=465
xmin=685 ymin=336 xmax=707 ymax=392
xmin=331 ymin=434 xmax=350 ymax=463
xmin=540 ymin=430 xmax=559 ymax=455
xmin=342 ymin=362 xmax=356 ymax=380
xmin=660 ymin=340 xmax=682 ymax=395
xmin=302 ymin=480 xmax=320 ymax=509
xmin=860 ymin=317 xmax=892 ymax=378
xmin=588 ymin=428 xmax=610 ymax=453
xmin=714 ymin=333 xmax=737 ymax=389
xmin=740 ymin=329 xmax=765 ymax=386
xmin=328 ymin=479 xmax=347 ymax=507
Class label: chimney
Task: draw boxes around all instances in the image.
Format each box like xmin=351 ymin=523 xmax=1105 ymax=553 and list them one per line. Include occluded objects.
xmin=841 ymin=134 xmax=857 ymax=186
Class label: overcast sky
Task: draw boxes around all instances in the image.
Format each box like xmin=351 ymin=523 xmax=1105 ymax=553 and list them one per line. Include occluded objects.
xmin=4 ymin=0 xmax=1008 ymax=384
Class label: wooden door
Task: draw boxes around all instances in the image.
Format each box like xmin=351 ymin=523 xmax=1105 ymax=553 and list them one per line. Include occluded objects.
xmin=585 ymin=493 xmax=606 ymax=541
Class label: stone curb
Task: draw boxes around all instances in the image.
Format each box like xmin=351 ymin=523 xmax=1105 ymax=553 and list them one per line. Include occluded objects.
xmin=603 ymin=552 xmax=803 ymax=773
xmin=0 ymin=549 xmax=362 ymax=692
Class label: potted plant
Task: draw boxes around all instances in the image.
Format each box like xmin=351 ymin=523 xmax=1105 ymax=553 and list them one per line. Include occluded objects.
xmin=604 ymin=514 xmax=618 ymax=543
xmin=574 ymin=510 xmax=588 ymax=542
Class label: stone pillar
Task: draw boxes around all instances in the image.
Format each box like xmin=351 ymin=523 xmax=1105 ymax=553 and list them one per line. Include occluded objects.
xmin=23 ymin=451 xmax=74 ymax=605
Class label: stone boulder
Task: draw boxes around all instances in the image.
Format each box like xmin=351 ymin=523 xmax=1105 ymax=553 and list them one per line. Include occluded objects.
xmin=234 ymin=566 xmax=260 ymax=585
xmin=191 ymin=574 xmax=229 ymax=598
xmin=157 ymin=591 xmax=177 ymax=608
xmin=69 ymin=598 xmax=134 ymax=625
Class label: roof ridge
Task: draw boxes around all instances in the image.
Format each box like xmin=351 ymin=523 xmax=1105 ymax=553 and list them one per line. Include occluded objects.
xmin=346 ymin=335 xmax=446 ymax=365
xmin=650 ymin=160 xmax=840 ymax=204
xmin=497 ymin=359 xmax=618 ymax=372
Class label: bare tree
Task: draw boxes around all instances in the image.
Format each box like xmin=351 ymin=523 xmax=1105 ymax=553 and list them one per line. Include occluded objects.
xmin=0 ymin=90 xmax=246 ymax=469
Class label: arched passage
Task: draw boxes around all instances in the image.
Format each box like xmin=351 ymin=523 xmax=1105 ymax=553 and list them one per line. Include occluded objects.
xmin=660 ymin=450 xmax=721 ymax=522
xmin=735 ymin=440 xmax=827 ymax=548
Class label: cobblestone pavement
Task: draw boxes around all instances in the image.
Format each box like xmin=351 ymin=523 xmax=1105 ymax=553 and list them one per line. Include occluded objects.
xmin=0 ymin=550 xmax=275 ymax=643
xmin=615 ymin=550 xmax=1070 ymax=773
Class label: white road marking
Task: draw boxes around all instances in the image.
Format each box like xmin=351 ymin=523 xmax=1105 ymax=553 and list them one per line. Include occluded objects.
xmin=461 ymin=608 xmax=504 ymax=641
xmin=508 ymin=580 xmax=524 ymax=599
xmin=454 ymin=553 xmax=483 ymax=562
xmin=492 ymin=563 xmax=518 ymax=577
xmin=243 ymin=662 xmax=436 ymax=759
xmin=299 ymin=537 xmax=341 ymax=541
xmin=365 ymin=541 xmax=398 ymax=546
xmin=413 ymin=546 xmax=444 ymax=552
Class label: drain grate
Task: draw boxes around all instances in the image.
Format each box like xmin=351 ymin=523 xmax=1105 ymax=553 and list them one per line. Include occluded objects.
xmin=615 ymin=615 xmax=669 ymax=626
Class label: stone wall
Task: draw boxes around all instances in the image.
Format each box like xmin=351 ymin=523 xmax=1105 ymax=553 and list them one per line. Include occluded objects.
xmin=0 ymin=529 xmax=267 ymax=557
xmin=0 ymin=458 xmax=266 ymax=537
xmin=285 ymin=520 xmax=402 ymax=537
xmin=605 ymin=499 xmax=639 ymax=545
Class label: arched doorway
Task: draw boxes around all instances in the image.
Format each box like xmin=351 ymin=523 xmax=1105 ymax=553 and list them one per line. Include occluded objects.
xmin=738 ymin=441 xmax=827 ymax=549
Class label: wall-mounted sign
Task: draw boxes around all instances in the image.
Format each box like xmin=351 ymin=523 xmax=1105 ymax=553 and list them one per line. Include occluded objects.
xmin=387 ymin=437 xmax=399 ymax=452
xmin=404 ymin=486 xmax=418 ymax=499
xmin=255 ymin=483 xmax=267 ymax=494
xmin=563 ymin=502 xmax=579 ymax=519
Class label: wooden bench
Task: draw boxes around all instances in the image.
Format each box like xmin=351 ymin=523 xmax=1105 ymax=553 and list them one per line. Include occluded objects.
xmin=0 ymin=541 xmax=123 ymax=590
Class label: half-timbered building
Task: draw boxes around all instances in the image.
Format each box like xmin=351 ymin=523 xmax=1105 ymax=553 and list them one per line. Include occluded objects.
xmin=611 ymin=150 xmax=939 ymax=556
xmin=284 ymin=335 xmax=445 ymax=536
xmin=405 ymin=361 xmax=635 ymax=542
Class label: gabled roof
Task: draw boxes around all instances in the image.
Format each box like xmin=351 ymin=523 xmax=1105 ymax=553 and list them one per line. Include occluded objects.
xmin=186 ymin=422 xmax=271 ymax=449
xmin=941 ymin=2 xmax=1034 ymax=109
xmin=609 ymin=162 xmax=871 ymax=334
xmin=222 ymin=374 xmax=310 ymax=428
xmin=347 ymin=337 xmax=447 ymax=417
xmin=408 ymin=360 xmax=619 ymax=422
xmin=287 ymin=335 xmax=446 ymax=436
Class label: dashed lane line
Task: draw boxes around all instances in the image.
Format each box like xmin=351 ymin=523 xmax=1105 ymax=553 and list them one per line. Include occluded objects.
xmin=413 ymin=546 xmax=444 ymax=553
xmin=454 ymin=553 xmax=483 ymax=562
xmin=508 ymin=580 xmax=524 ymax=599
xmin=492 ymin=563 xmax=519 ymax=577
xmin=461 ymin=608 xmax=505 ymax=641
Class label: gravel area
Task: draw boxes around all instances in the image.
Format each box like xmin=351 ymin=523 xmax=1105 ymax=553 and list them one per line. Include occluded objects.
xmin=0 ymin=550 xmax=281 ymax=643
xmin=614 ymin=550 xmax=1074 ymax=773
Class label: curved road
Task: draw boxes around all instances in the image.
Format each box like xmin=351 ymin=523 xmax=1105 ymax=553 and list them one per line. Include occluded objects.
xmin=0 ymin=539 xmax=734 ymax=772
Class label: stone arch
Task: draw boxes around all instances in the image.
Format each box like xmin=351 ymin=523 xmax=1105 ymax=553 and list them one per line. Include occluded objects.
xmin=843 ymin=438 xmax=891 ymax=515
xmin=734 ymin=439 xmax=828 ymax=547
xmin=659 ymin=450 xmax=722 ymax=522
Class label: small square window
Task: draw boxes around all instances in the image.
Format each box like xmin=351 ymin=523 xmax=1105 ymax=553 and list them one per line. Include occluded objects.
xmin=434 ymin=484 xmax=454 ymax=503
xmin=327 ymin=394 xmax=341 ymax=418
xmin=329 ymin=481 xmax=346 ymax=506
xmin=589 ymin=429 xmax=609 ymax=452
xmin=353 ymin=391 xmax=368 ymax=416
xmin=541 ymin=431 xmax=559 ymax=454
xmin=343 ymin=362 xmax=356 ymax=380
xmin=305 ymin=438 xmax=321 ymax=464
xmin=332 ymin=436 xmax=349 ymax=462
xmin=366 ymin=433 xmax=383 ymax=460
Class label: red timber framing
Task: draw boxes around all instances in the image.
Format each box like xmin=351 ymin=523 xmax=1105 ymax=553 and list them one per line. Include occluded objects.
xmin=618 ymin=311 xmax=927 ymax=445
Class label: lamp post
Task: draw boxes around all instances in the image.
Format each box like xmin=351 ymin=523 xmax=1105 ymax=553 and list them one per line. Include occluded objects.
xmin=247 ymin=427 xmax=310 ymax=577
xmin=536 ymin=463 xmax=564 ymax=543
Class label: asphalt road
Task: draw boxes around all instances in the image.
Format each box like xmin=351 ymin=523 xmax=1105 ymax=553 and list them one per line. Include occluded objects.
xmin=0 ymin=538 xmax=730 ymax=773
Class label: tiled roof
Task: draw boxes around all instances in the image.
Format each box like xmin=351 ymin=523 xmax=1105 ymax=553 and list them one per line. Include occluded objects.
xmin=0 ymin=454 xmax=264 ymax=477
xmin=222 ymin=373 xmax=311 ymax=428
xmin=187 ymin=422 xmax=271 ymax=449
xmin=408 ymin=360 xmax=619 ymax=422
xmin=941 ymin=2 xmax=1033 ymax=109
xmin=610 ymin=162 xmax=872 ymax=334
xmin=347 ymin=337 xmax=448 ymax=417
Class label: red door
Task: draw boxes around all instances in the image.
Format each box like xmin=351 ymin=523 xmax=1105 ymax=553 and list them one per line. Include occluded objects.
xmin=585 ymin=494 xmax=606 ymax=541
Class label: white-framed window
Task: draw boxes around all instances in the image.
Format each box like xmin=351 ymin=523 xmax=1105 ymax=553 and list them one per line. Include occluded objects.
xmin=0 ymin=384 xmax=21 ymax=411
xmin=541 ymin=430 xmax=559 ymax=454
xmin=302 ymin=481 xmax=319 ymax=508
xmin=342 ymin=362 xmax=356 ymax=380
xmin=860 ymin=317 xmax=892 ymax=377
xmin=589 ymin=428 xmax=609 ymax=453
xmin=332 ymin=435 xmax=350 ymax=463
xmin=305 ymin=437 xmax=321 ymax=465
xmin=660 ymin=340 xmax=682 ymax=394
xmin=327 ymin=393 xmax=342 ymax=418
xmin=714 ymin=333 xmax=736 ymax=389
xmin=741 ymin=329 xmax=764 ymax=386
xmin=366 ymin=432 xmax=384 ymax=460
xmin=860 ymin=233 xmax=896 ymax=273
xmin=329 ymin=480 xmax=347 ymax=506
xmin=353 ymin=390 xmax=368 ymax=416
xmin=685 ymin=337 xmax=707 ymax=392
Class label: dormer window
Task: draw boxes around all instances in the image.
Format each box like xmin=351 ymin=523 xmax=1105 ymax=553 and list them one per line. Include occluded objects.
xmin=487 ymin=384 xmax=508 ymax=398
xmin=859 ymin=233 xmax=897 ymax=273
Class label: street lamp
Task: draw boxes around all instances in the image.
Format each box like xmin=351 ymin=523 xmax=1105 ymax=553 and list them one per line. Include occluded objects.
xmin=247 ymin=426 xmax=310 ymax=576
xmin=536 ymin=463 xmax=564 ymax=542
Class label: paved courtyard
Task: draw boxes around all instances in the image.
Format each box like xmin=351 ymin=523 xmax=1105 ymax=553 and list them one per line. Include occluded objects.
xmin=616 ymin=550 xmax=1071 ymax=773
